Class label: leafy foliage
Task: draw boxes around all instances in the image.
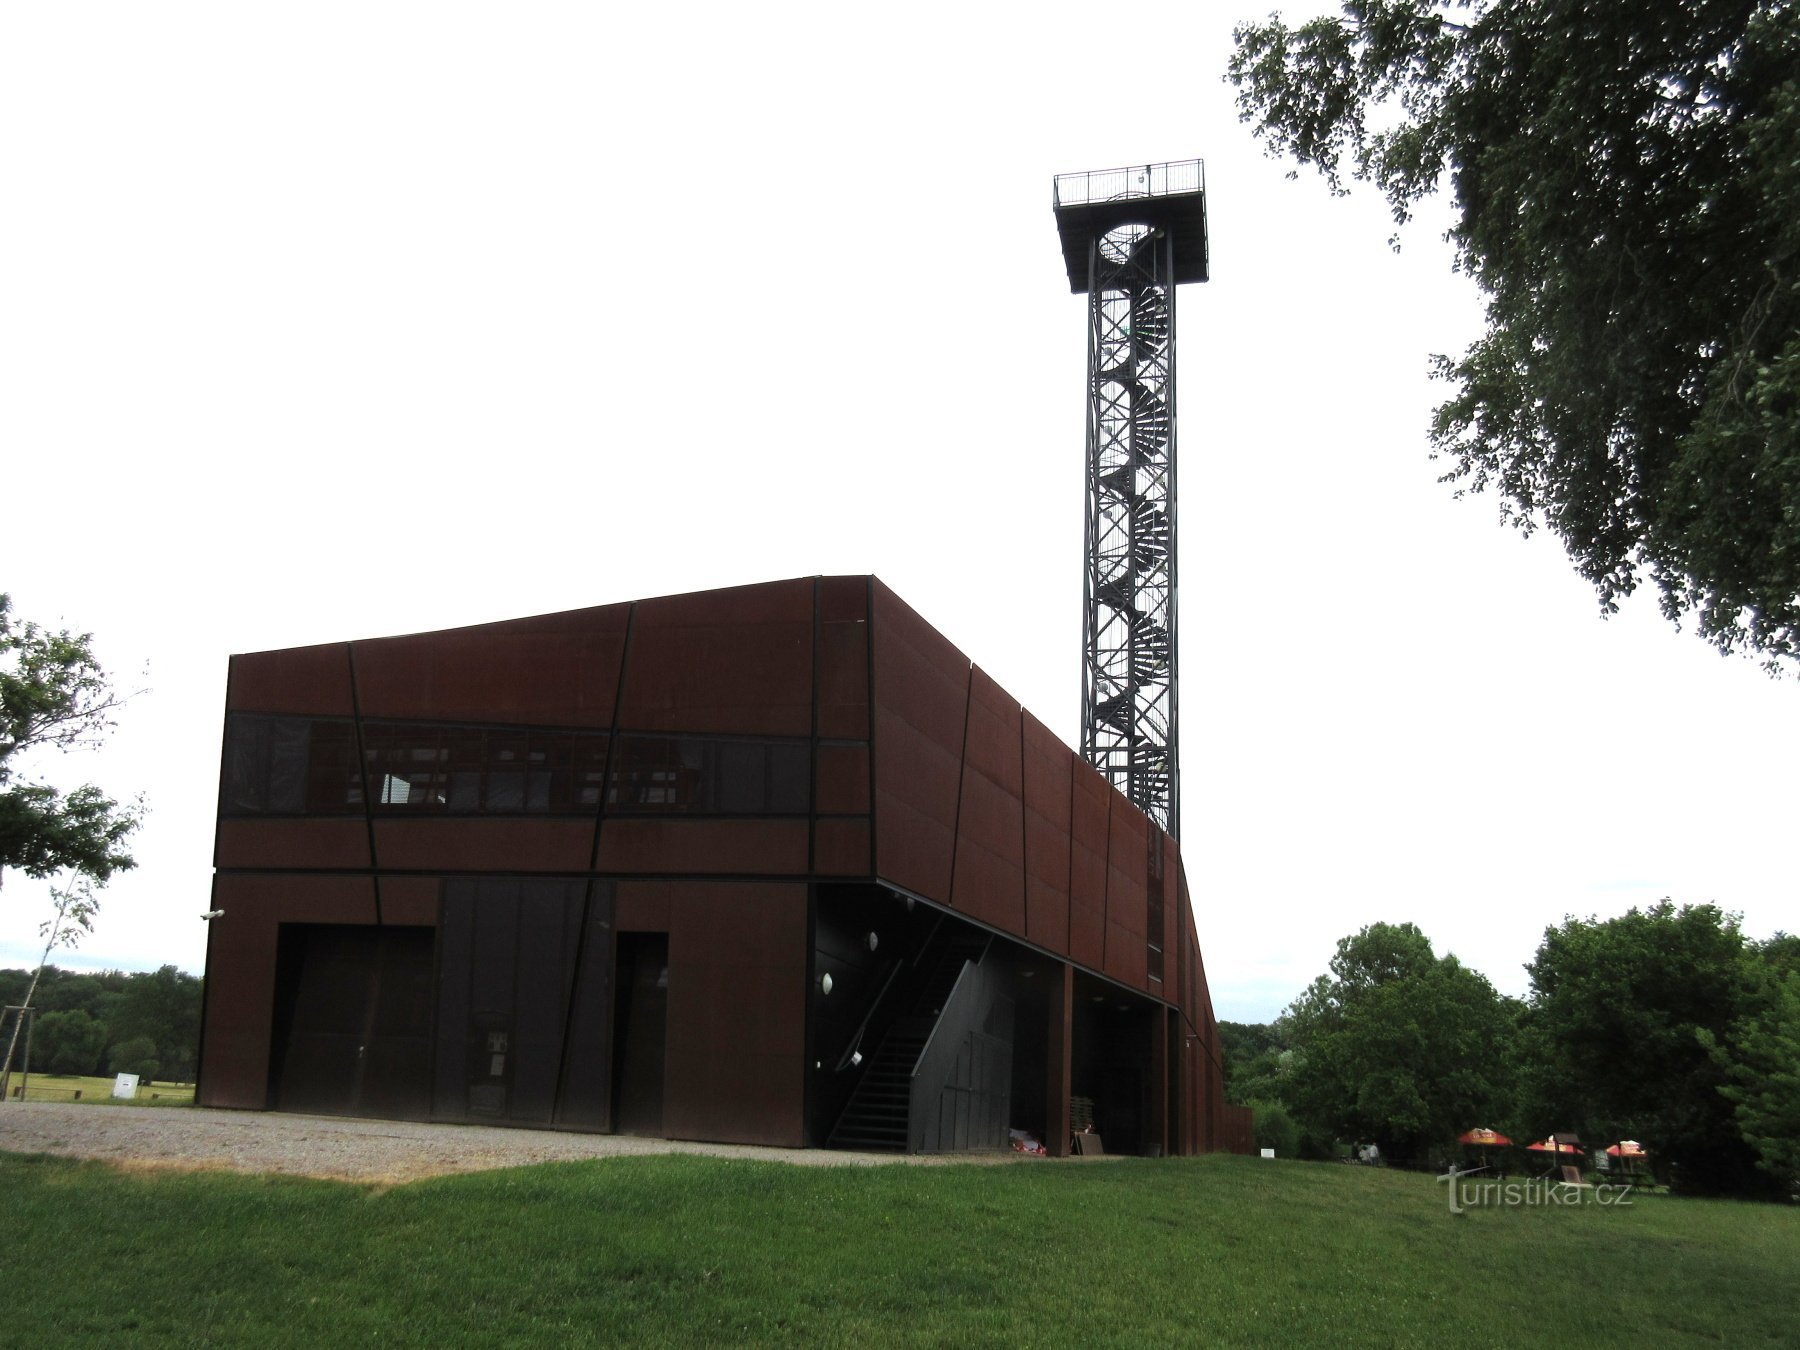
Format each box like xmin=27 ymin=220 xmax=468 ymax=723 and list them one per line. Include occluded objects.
xmin=1281 ymin=923 xmax=1514 ymax=1163
xmin=108 ymin=1035 xmax=160 ymax=1083
xmin=1250 ymin=1098 xmax=1301 ymax=1158
xmin=0 ymin=965 xmax=201 ymax=1081
xmin=0 ymin=593 xmax=140 ymax=884
xmin=1230 ymin=1 xmax=1800 ymax=668
xmin=1706 ymin=951 xmax=1800 ymax=1191
xmin=33 ymin=1009 xmax=109 ymax=1076
xmin=1219 ymin=1019 xmax=1289 ymax=1102
xmin=1522 ymin=901 xmax=1767 ymax=1194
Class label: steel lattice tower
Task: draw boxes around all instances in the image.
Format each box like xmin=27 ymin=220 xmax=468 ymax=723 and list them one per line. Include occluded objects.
xmin=1053 ymin=161 xmax=1207 ymax=840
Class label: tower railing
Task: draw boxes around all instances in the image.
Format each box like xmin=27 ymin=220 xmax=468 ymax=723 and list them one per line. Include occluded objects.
xmin=1054 ymin=160 xmax=1204 ymax=209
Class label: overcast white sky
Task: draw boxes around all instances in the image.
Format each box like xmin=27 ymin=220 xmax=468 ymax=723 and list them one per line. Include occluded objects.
xmin=3 ymin=3 xmax=1794 ymax=1022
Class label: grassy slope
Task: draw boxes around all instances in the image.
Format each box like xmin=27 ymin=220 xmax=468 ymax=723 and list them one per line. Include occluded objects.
xmin=0 ymin=1151 xmax=1792 ymax=1347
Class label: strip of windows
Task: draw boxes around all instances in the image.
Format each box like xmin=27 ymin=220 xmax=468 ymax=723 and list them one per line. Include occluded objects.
xmin=362 ymin=722 xmax=607 ymax=816
xmin=606 ymin=733 xmax=809 ymax=815
xmin=222 ymin=714 xmax=814 ymax=819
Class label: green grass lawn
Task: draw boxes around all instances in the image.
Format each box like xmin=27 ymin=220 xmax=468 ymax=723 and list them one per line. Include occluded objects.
xmin=2 ymin=1073 xmax=193 ymax=1106
xmin=0 ymin=1150 xmax=1792 ymax=1346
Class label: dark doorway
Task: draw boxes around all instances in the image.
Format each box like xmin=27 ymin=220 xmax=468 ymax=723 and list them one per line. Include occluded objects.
xmin=612 ymin=933 xmax=668 ymax=1136
xmin=271 ymin=925 xmax=434 ymax=1119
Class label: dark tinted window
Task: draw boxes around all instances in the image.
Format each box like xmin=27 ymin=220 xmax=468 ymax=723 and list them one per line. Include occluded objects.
xmin=222 ymin=714 xmax=362 ymax=816
xmin=362 ymin=723 xmax=602 ymax=816
xmin=222 ymin=715 xmax=809 ymax=819
xmin=608 ymin=734 xmax=809 ymax=815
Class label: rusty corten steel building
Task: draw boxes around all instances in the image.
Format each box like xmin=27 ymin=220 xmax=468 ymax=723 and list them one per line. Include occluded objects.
xmin=199 ymin=576 xmax=1252 ymax=1156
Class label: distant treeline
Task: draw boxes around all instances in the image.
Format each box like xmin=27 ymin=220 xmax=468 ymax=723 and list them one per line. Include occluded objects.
xmin=1219 ymin=904 xmax=1799 ymax=1200
xmin=1 ymin=965 xmax=201 ymax=1085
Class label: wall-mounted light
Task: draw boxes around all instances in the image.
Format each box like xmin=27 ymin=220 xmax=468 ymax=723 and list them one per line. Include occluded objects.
xmin=819 ymin=972 xmax=834 ymax=995
xmin=866 ymin=932 xmax=879 ymax=953
xmin=850 ymin=1050 xmax=863 ymax=1068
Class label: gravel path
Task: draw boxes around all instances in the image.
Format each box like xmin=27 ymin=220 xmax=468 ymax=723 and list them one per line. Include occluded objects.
xmin=0 ymin=1103 xmax=1012 ymax=1184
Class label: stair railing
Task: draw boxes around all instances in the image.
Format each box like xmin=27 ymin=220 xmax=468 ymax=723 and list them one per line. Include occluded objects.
xmin=832 ymin=957 xmax=903 ymax=1073
xmin=907 ymin=938 xmax=999 ymax=1153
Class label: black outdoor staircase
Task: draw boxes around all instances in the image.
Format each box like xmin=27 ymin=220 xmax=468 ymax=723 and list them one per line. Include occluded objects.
xmin=827 ymin=931 xmax=990 ymax=1153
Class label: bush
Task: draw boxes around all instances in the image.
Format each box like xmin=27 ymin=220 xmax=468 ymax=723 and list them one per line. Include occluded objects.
xmin=1251 ymin=1100 xmax=1301 ymax=1159
xmin=33 ymin=1009 xmax=108 ymax=1076
xmin=108 ymin=1036 xmax=159 ymax=1083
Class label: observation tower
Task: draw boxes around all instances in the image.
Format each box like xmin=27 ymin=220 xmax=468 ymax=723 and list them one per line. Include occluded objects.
xmin=1052 ymin=160 xmax=1208 ymax=839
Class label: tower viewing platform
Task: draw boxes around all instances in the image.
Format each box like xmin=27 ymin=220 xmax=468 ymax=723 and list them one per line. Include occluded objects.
xmin=1052 ymin=159 xmax=1208 ymax=292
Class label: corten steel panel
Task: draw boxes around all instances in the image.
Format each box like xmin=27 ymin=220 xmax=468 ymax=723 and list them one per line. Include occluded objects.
xmin=816 ymin=619 xmax=871 ymax=741
xmin=227 ymin=645 xmax=355 ymax=716
xmin=663 ymin=882 xmax=808 ymax=1146
xmin=950 ymin=777 xmax=1026 ymax=934
xmin=1160 ymin=831 xmax=1180 ymax=966
xmin=818 ymin=575 xmax=869 ymax=623
xmin=197 ymin=874 xmax=380 ymax=1109
xmin=949 ymin=667 xmax=1026 ymax=935
xmin=350 ymin=605 xmax=628 ymax=727
xmin=215 ymin=819 xmax=372 ymax=871
xmin=815 ymin=742 xmax=871 ymax=815
xmin=378 ymin=875 xmax=443 ymax=927
xmin=225 ymin=872 xmax=382 ymax=924
xmin=614 ymin=880 xmax=673 ymax=932
xmin=596 ymin=819 xmax=810 ymax=875
xmin=372 ymin=819 xmax=595 ymax=874
xmin=870 ymin=581 xmax=972 ymax=905
xmin=1105 ymin=921 xmax=1149 ymax=987
xmin=197 ymin=901 xmax=281 ymax=1109
xmin=870 ymin=582 xmax=972 ymax=748
xmin=962 ymin=669 xmax=1024 ymax=796
xmin=812 ymin=817 xmax=872 ymax=876
xmin=1021 ymin=715 xmax=1073 ymax=955
xmin=617 ymin=580 xmax=814 ymax=735
xmin=1103 ymin=794 xmax=1148 ymax=988
xmin=1179 ymin=872 xmax=1211 ymax=1020
xmin=1068 ymin=760 xmax=1111 ymax=970
xmin=1105 ymin=796 xmax=1148 ymax=938
xmin=869 ymin=761 xmax=959 ymax=903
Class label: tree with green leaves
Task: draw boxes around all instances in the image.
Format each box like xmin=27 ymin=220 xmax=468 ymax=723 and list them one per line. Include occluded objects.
xmin=1282 ymin=922 xmax=1515 ymax=1163
xmin=1230 ymin=1 xmax=1800 ymax=668
xmin=108 ymin=965 xmax=202 ymax=1082
xmin=34 ymin=1009 xmax=109 ymax=1076
xmin=107 ymin=1035 xmax=160 ymax=1084
xmin=1703 ymin=938 xmax=1800 ymax=1193
xmin=1521 ymin=901 xmax=1769 ymax=1194
xmin=0 ymin=593 xmax=140 ymax=886
xmin=0 ymin=872 xmax=106 ymax=1086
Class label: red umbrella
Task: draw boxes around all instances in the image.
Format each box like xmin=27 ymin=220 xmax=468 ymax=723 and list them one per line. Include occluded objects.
xmin=1526 ymin=1136 xmax=1585 ymax=1154
xmin=1458 ymin=1127 xmax=1513 ymax=1147
xmin=1604 ymin=1140 xmax=1649 ymax=1177
xmin=1527 ymin=1135 xmax=1586 ymax=1179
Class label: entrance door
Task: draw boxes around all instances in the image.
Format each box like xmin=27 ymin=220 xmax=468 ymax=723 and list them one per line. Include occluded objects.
xmin=611 ymin=933 xmax=668 ymax=1136
xmin=272 ymin=925 xmax=434 ymax=1119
